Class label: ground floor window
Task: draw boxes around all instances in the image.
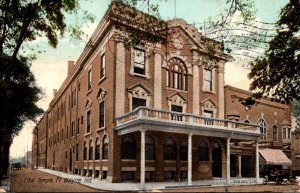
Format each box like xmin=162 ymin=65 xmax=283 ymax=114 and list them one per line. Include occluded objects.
xmin=88 ymin=170 xmax=92 ymax=177
xmin=102 ymin=171 xmax=107 ymax=180
xmin=83 ymin=169 xmax=87 ymax=176
xmin=121 ymin=171 xmax=134 ymax=182
xmin=145 ymin=171 xmax=155 ymax=182
xmin=95 ymin=170 xmax=100 ymax=178
xmin=180 ymin=170 xmax=188 ymax=180
xmin=164 ymin=171 xmax=175 ymax=181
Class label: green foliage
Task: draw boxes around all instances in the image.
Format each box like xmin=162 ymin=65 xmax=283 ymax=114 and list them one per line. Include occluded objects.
xmin=0 ymin=55 xmax=43 ymax=142
xmin=0 ymin=0 xmax=95 ymax=58
xmin=248 ymin=0 xmax=300 ymax=104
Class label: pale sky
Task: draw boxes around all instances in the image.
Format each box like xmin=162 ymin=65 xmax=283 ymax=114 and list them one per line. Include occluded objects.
xmin=10 ymin=0 xmax=288 ymax=158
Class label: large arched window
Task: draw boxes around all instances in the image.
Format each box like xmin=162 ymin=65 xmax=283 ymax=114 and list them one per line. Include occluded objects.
xmin=102 ymin=135 xmax=109 ymax=159
xmin=258 ymin=119 xmax=267 ymax=140
xmin=145 ymin=135 xmax=155 ymax=160
xmin=199 ymin=140 xmax=209 ymax=161
xmin=180 ymin=140 xmax=188 ymax=161
xmin=95 ymin=138 xmax=100 ymax=160
xmin=83 ymin=141 xmax=87 ymax=160
xmin=167 ymin=58 xmax=187 ymax=91
xmin=164 ymin=137 xmax=177 ymax=160
xmin=273 ymin=125 xmax=278 ymax=141
xmin=89 ymin=139 xmax=93 ymax=160
xmin=121 ymin=134 xmax=136 ymax=159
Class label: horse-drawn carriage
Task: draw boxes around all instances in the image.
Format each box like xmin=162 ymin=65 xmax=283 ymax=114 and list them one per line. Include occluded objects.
xmin=263 ymin=170 xmax=297 ymax=185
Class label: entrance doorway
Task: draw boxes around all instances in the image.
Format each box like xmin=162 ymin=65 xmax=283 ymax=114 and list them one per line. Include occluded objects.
xmin=212 ymin=141 xmax=222 ymax=177
xmin=241 ymin=155 xmax=253 ymax=177
xmin=230 ymin=154 xmax=237 ymax=177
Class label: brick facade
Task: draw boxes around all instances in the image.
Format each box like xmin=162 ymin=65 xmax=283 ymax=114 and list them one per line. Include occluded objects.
xmin=32 ymin=2 xmax=294 ymax=184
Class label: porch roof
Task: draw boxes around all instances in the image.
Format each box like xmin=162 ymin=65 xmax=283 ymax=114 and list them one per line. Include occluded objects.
xmin=115 ymin=107 xmax=262 ymax=141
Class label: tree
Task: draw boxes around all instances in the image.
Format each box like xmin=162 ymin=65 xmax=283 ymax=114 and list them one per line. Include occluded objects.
xmin=247 ymin=0 xmax=300 ymax=104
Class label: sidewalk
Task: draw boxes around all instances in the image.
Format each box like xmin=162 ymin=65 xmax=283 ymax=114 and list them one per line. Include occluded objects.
xmin=0 ymin=176 xmax=10 ymax=193
xmin=39 ymin=168 xmax=263 ymax=191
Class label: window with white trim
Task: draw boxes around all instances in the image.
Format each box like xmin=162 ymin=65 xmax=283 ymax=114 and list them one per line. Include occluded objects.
xmin=132 ymin=97 xmax=146 ymax=110
xmin=88 ymin=69 xmax=92 ymax=91
xmin=273 ymin=125 xmax=278 ymax=141
xmin=100 ymin=54 xmax=106 ymax=79
xmin=282 ymin=127 xmax=291 ymax=139
xmin=204 ymin=69 xmax=212 ymax=91
xmin=133 ymin=48 xmax=145 ymax=75
xmin=99 ymin=101 xmax=105 ymax=128
xmin=258 ymin=119 xmax=267 ymax=140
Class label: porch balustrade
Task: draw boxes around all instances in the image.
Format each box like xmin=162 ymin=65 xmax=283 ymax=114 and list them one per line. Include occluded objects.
xmin=115 ymin=107 xmax=260 ymax=133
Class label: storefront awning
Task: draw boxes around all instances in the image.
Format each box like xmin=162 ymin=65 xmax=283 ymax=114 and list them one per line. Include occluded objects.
xmin=259 ymin=148 xmax=292 ymax=165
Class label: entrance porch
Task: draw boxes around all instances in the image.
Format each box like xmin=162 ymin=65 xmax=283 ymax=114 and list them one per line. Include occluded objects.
xmin=115 ymin=107 xmax=262 ymax=188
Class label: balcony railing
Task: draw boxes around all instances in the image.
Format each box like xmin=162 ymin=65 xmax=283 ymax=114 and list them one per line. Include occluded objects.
xmin=115 ymin=107 xmax=260 ymax=133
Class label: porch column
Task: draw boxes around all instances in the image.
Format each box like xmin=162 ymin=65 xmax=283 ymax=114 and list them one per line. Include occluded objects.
xmin=188 ymin=133 xmax=193 ymax=185
xmin=255 ymin=141 xmax=259 ymax=183
xmin=226 ymin=138 xmax=230 ymax=184
xmin=140 ymin=130 xmax=146 ymax=189
xmin=238 ymin=154 xmax=242 ymax=178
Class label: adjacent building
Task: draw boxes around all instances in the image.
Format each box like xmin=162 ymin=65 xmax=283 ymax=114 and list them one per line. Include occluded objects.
xmin=32 ymin=1 xmax=296 ymax=187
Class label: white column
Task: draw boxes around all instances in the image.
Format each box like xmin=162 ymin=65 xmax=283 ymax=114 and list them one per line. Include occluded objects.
xmin=140 ymin=130 xmax=146 ymax=189
xmin=238 ymin=154 xmax=242 ymax=178
xmin=255 ymin=141 xmax=259 ymax=183
xmin=188 ymin=133 xmax=193 ymax=185
xmin=226 ymin=138 xmax=230 ymax=184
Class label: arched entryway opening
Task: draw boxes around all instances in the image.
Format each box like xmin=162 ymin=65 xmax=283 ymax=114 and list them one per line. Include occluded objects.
xmin=212 ymin=141 xmax=222 ymax=177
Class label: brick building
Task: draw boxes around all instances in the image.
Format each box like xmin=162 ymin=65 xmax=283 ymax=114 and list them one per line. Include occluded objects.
xmin=32 ymin=2 xmax=294 ymax=186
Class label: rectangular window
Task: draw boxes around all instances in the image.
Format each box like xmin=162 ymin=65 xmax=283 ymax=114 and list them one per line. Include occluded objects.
xmin=180 ymin=171 xmax=188 ymax=180
xmin=71 ymin=121 xmax=75 ymax=137
xmin=288 ymin=128 xmax=291 ymax=139
xmin=145 ymin=171 xmax=155 ymax=182
xmin=77 ymin=118 xmax=80 ymax=134
xmin=133 ymin=48 xmax=145 ymax=75
xmin=100 ymin=54 xmax=106 ymax=79
xmin=87 ymin=110 xmax=91 ymax=133
xmin=204 ymin=69 xmax=213 ymax=91
xmin=283 ymin=128 xmax=287 ymax=139
xmin=88 ymin=69 xmax=92 ymax=91
xmin=171 ymin=105 xmax=183 ymax=121
xmin=99 ymin=101 xmax=105 ymax=128
xmin=164 ymin=171 xmax=175 ymax=181
xmin=132 ymin=97 xmax=146 ymax=110
xmin=121 ymin=171 xmax=134 ymax=182
xmin=203 ymin=110 xmax=213 ymax=125
xmin=66 ymin=126 xmax=69 ymax=139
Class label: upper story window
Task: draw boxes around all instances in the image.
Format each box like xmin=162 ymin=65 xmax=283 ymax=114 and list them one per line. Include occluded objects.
xmin=167 ymin=58 xmax=187 ymax=91
xmin=132 ymin=97 xmax=146 ymax=110
xmin=203 ymin=110 xmax=214 ymax=125
xmin=99 ymin=101 xmax=105 ymax=128
xmin=87 ymin=110 xmax=91 ymax=133
xmin=88 ymin=69 xmax=92 ymax=91
xmin=133 ymin=48 xmax=145 ymax=75
xmin=258 ymin=119 xmax=267 ymax=140
xmin=283 ymin=127 xmax=291 ymax=140
xmin=204 ymin=69 xmax=213 ymax=91
xmin=100 ymin=54 xmax=106 ymax=79
xmin=273 ymin=125 xmax=278 ymax=141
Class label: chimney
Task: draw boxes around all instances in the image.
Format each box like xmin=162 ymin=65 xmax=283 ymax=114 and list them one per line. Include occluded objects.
xmin=53 ymin=89 xmax=57 ymax=98
xmin=68 ymin=61 xmax=75 ymax=76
